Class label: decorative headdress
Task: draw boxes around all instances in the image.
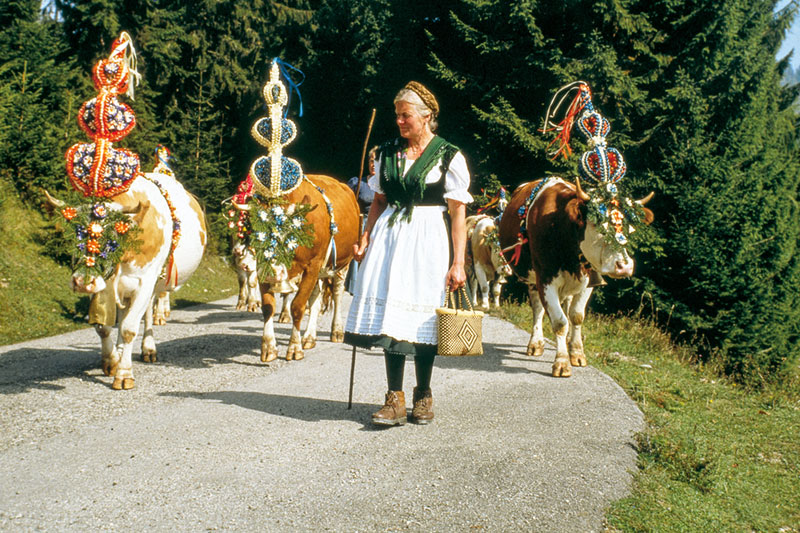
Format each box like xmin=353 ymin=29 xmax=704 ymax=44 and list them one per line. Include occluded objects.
xmin=543 ymin=81 xmax=646 ymax=248
xmin=403 ymin=81 xmax=439 ymax=117
xmin=66 ymin=32 xmax=142 ymax=199
xmin=57 ymin=32 xmax=143 ymax=277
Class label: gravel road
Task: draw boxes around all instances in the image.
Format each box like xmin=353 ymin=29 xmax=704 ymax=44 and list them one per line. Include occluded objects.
xmin=0 ymin=294 xmax=643 ymax=532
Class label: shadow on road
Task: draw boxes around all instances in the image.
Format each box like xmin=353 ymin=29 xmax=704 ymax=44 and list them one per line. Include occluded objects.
xmin=161 ymin=390 xmax=386 ymax=430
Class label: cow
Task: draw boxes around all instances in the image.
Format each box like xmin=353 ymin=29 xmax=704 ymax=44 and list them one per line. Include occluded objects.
xmin=465 ymin=214 xmax=512 ymax=309
xmin=498 ymin=177 xmax=653 ymax=377
xmin=234 ymin=174 xmax=359 ymax=362
xmin=232 ymin=242 xmax=261 ymax=312
xmin=49 ymin=173 xmax=207 ymax=389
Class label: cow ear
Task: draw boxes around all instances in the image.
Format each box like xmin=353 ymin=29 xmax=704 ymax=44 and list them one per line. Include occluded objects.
xmin=566 ymin=198 xmax=585 ymax=227
xmin=642 ymin=207 xmax=654 ymax=225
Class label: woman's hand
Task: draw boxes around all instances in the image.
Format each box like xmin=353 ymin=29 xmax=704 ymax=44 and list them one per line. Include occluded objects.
xmin=353 ymin=231 xmax=370 ymax=262
xmin=445 ymin=263 xmax=467 ymax=291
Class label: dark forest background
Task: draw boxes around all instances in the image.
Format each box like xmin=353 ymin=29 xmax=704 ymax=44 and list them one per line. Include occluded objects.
xmin=2 ymin=0 xmax=799 ymax=385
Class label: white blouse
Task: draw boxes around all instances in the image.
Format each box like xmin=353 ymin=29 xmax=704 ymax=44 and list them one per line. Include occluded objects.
xmin=368 ymin=150 xmax=473 ymax=206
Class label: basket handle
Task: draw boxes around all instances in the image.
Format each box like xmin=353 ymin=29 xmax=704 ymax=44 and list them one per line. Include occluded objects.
xmin=445 ymin=287 xmax=476 ymax=314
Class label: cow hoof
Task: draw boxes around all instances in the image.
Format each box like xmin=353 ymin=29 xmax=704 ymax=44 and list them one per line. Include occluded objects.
xmin=301 ymin=336 xmax=316 ymax=350
xmin=570 ymin=353 xmax=587 ymax=367
xmin=286 ymin=345 xmax=304 ymax=361
xmin=111 ymin=377 xmax=135 ymax=390
xmin=552 ymin=360 xmax=572 ymax=378
xmin=247 ymin=303 xmax=261 ymax=312
xmin=330 ymin=330 xmax=344 ymax=343
xmin=261 ymin=348 xmax=277 ymax=363
xmin=527 ymin=341 xmax=544 ymax=357
xmin=236 ymin=302 xmax=246 ymax=311
xmin=102 ymin=360 xmax=118 ymax=377
xmin=154 ymin=317 xmax=167 ymax=326
xmin=278 ymin=314 xmax=291 ymax=324
xmin=142 ymin=351 xmax=157 ymax=363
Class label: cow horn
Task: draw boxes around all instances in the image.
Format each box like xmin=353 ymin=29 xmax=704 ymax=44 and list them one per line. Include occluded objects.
xmin=635 ymin=191 xmax=655 ymax=206
xmin=231 ymin=200 xmax=251 ymax=211
xmin=42 ymin=189 xmax=66 ymax=208
xmin=574 ymin=176 xmax=591 ymax=202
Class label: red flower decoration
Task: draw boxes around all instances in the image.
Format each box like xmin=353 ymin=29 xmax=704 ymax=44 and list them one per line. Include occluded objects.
xmin=87 ymin=239 xmax=101 ymax=254
xmin=114 ymin=221 xmax=130 ymax=234
xmin=85 ymin=256 xmax=96 ymax=267
xmin=62 ymin=207 xmax=77 ymax=220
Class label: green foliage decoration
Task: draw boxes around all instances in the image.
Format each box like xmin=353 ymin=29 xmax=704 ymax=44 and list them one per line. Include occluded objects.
xmin=229 ymin=195 xmax=315 ymax=280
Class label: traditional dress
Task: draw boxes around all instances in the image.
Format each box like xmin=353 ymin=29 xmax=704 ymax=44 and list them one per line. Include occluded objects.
xmin=345 ymin=136 xmax=472 ymax=353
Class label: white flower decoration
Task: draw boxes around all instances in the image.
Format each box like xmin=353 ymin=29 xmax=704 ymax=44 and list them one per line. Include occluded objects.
xmin=256 ymin=231 xmax=267 ymax=242
xmin=258 ymin=210 xmax=268 ymax=221
xmin=615 ymin=232 xmax=628 ymax=245
xmin=263 ymin=249 xmax=274 ymax=259
xmin=606 ymin=183 xmax=618 ymax=196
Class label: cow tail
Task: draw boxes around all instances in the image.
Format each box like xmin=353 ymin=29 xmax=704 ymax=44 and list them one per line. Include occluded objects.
xmin=321 ymin=277 xmax=334 ymax=314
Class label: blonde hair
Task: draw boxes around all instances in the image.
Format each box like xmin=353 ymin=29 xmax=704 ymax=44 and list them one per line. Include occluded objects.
xmin=394 ymin=88 xmax=439 ymax=132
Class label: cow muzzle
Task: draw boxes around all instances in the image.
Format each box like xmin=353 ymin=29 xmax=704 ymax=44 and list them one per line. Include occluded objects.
xmin=607 ymin=257 xmax=634 ymax=279
xmin=72 ymin=273 xmax=107 ymax=294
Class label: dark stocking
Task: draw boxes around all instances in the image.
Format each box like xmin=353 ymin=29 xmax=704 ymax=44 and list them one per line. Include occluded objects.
xmin=414 ymin=354 xmax=435 ymax=390
xmin=384 ymin=351 xmax=405 ymax=391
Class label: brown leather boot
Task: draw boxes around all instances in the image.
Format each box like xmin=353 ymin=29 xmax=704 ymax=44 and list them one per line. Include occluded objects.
xmin=410 ymin=387 xmax=434 ymax=424
xmin=372 ymin=391 xmax=406 ymax=426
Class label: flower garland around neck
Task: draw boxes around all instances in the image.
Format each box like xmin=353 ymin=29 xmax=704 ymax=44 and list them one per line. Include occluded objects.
xmin=226 ymin=194 xmax=315 ymax=279
xmin=59 ymin=199 xmax=142 ymax=278
xmin=584 ymin=182 xmax=648 ymax=252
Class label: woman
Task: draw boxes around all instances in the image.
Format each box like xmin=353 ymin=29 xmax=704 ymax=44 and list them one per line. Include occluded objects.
xmin=344 ymin=81 xmax=471 ymax=426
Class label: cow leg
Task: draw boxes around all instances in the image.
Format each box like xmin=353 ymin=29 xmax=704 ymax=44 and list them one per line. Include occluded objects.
xmin=541 ymin=284 xmax=571 ymax=377
xmin=568 ymin=287 xmax=593 ymax=367
xmin=112 ymin=289 xmax=153 ymax=390
xmin=302 ymin=281 xmax=322 ymax=350
xmin=468 ymin=269 xmax=479 ymax=308
xmin=236 ymin=269 xmax=248 ymax=310
xmin=491 ymin=277 xmax=505 ymax=308
xmin=278 ymin=292 xmax=292 ymax=323
xmin=475 ymin=266 xmax=491 ymax=310
xmin=286 ymin=270 xmax=320 ymax=361
xmin=96 ymin=324 xmax=118 ymax=377
xmin=246 ymin=270 xmax=260 ymax=312
xmin=141 ymin=292 xmax=158 ymax=363
xmin=527 ymin=284 xmax=546 ymax=357
xmin=260 ymin=289 xmax=278 ymax=363
xmin=329 ymin=267 xmax=348 ymax=343
xmin=153 ymin=291 xmax=170 ymax=325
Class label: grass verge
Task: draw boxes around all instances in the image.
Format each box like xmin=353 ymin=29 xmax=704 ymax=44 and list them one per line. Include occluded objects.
xmin=494 ymin=298 xmax=800 ymax=532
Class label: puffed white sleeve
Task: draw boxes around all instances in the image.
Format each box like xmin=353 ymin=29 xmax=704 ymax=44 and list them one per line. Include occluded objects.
xmin=368 ymin=155 xmax=384 ymax=194
xmin=443 ymin=151 xmax=473 ymax=205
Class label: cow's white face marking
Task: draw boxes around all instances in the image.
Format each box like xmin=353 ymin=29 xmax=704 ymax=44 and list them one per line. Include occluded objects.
xmin=580 ymin=221 xmax=634 ymax=278
xmin=71 ymin=273 xmax=106 ymax=294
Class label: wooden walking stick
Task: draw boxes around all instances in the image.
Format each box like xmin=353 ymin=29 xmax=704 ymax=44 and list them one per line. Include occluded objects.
xmin=348 ymin=107 xmax=376 ymax=410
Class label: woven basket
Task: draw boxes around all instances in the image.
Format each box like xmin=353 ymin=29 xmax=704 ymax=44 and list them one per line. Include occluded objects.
xmin=436 ymin=288 xmax=484 ymax=356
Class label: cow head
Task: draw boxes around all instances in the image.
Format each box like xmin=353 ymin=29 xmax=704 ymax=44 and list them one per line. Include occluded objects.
xmin=485 ymin=228 xmax=513 ymax=278
xmin=571 ymin=177 xmax=654 ymax=279
xmin=44 ymin=188 xmax=144 ymax=294
xmin=232 ymin=242 xmax=257 ymax=275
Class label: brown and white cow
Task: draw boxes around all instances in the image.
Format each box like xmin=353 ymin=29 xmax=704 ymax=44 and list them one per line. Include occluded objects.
xmin=498 ymin=177 xmax=653 ymax=377
xmin=236 ymin=174 xmax=359 ymax=362
xmin=52 ymin=172 xmax=206 ymax=389
xmin=232 ymin=242 xmax=261 ymax=312
xmin=465 ymin=214 xmax=512 ymax=309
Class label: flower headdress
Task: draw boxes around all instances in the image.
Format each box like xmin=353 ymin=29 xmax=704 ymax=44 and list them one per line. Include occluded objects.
xmin=58 ymin=32 xmax=143 ymax=277
xmin=543 ymin=82 xmax=647 ymax=249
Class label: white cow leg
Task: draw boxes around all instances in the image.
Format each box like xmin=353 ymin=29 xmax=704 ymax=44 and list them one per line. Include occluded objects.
xmin=96 ymin=324 xmax=118 ymax=377
xmin=329 ymin=269 xmax=347 ymax=343
xmin=153 ymin=291 xmax=169 ymax=325
xmin=236 ymin=271 xmax=248 ymax=310
xmin=468 ymin=272 xmax=479 ymax=308
xmin=476 ymin=267 xmax=491 ymax=310
xmin=568 ymin=287 xmax=592 ymax=367
xmin=142 ymin=293 xmax=158 ymax=363
xmin=246 ymin=271 xmax=260 ymax=312
xmin=302 ymin=281 xmax=322 ymax=350
xmin=491 ymin=278 xmax=503 ymax=308
xmin=527 ymin=284 xmax=546 ymax=357
xmin=260 ymin=292 xmax=278 ymax=363
xmin=543 ymin=284 xmax=571 ymax=377
xmin=278 ymin=292 xmax=292 ymax=323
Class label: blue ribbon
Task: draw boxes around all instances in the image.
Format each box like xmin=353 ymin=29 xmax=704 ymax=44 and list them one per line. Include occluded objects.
xmin=274 ymin=58 xmax=305 ymax=118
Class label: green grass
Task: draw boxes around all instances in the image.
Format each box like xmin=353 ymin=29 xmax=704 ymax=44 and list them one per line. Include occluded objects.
xmin=0 ymin=180 xmax=238 ymax=346
xmin=494 ymin=299 xmax=800 ymax=533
